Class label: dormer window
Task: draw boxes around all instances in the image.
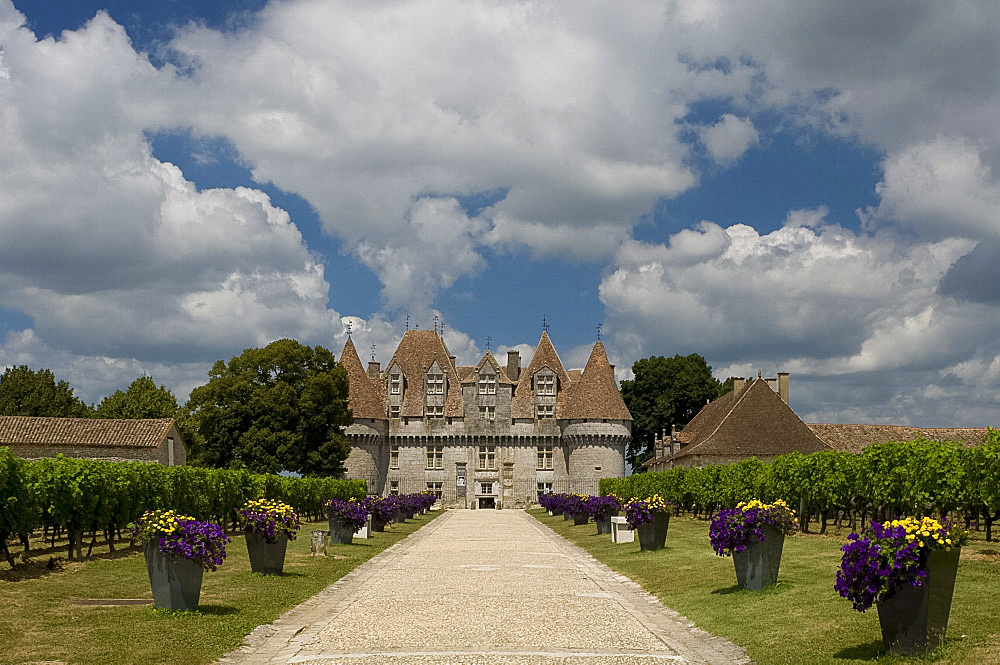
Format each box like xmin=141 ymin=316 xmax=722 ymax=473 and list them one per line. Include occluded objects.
xmin=536 ymin=404 xmax=554 ymax=419
xmin=536 ymin=374 xmax=555 ymax=396
xmin=390 ymin=373 xmax=402 ymax=395
xmin=426 ymin=405 xmax=444 ymax=418
xmin=478 ymin=372 xmax=496 ymax=395
xmin=427 ymin=373 xmax=444 ymax=394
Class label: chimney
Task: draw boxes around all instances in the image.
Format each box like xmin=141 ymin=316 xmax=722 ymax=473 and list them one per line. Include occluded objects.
xmin=449 ymin=355 xmax=456 ymax=368
xmin=367 ymin=361 xmax=380 ymax=379
xmin=778 ymin=372 xmax=789 ymax=404
xmin=506 ymin=350 xmax=521 ymax=382
xmin=732 ymin=377 xmax=745 ymax=394
xmin=766 ymin=377 xmax=778 ymax=392
xmin=654 ymin=432 xmax=663 ymax=459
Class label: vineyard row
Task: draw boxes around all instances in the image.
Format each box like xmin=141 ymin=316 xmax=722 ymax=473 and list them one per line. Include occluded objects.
xmin=0 ymin=448 xmax=366 ymax=565
xmin=600 ymin=433 xmax=1000 ymax=539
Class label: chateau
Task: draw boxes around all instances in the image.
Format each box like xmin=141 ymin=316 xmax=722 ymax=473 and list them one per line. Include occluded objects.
xmin=339 ymin=329 xmax=631 ymax=508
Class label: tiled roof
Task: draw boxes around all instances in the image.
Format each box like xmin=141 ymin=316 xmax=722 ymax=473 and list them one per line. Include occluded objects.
xmin=385 ymin=330 xmax=464 ymax=417
xmin=807 ymin=423 xmax=990 ymax=454
xmin=0 ymin=417 xmax=176 ymax=448
xmin=563 ymin=341 xmax=632 ymax=420
xmin=340 ymin=338 xmax=386 ymax=419
xmin=461 ymin=352 xmax=514 ymax=385
xmin=660 ymin=378 xmax=829 ymax=464
xmin=511 ymin=332 xmax=571 ymax=419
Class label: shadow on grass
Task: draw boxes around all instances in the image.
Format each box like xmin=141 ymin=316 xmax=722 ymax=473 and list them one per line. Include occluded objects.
xmin=711 ymin=585 xmax=742 ymax=595
xmin=975 ymin=548 xmax=998 ymax=556
xmin=833 ymin=640 xmax=884 ymax=660
xmin=248 ymin=571 xmax=306 ymax=579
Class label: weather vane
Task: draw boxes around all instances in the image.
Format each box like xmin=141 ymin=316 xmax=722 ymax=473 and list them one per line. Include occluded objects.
xmin=542 ymin=316 xmax=549 ymax=333
xmin=596 ymin=323 xmax=602 ymax=341
xmin=486 ymin=335 xmax=492 ymax=352
xmin=405 ymin=314 xmax=410 ymax=331
xmin=370 ymin=344 xmax=376 ymax=363
xmin=346 ymin=320 xmax=352 ymax=337
xmin=433 ymin=314 xmax=439 ymax=335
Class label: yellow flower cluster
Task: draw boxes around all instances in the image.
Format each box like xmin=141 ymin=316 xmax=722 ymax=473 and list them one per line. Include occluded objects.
xmin=245 ymin=499 xmax=297 ymax=521
xmin=641 ymin=494 xmax=668 ymax=512
xmin=883 ymin=516 xmax=953 ymax=551
xmin=140 ymin=509 xmax=194 ymax=536
xmin=737 ymin=498 xmax=797 ymax=520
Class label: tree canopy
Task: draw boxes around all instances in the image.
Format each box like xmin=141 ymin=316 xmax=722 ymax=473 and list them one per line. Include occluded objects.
xmin=184 ymin=339 xmax=353 ymax=476
xmin=0 ymin=365 xmax=91 ymax=417
xmin=619 ymin=354 xmax=728 ymax=471
xmin=94 ymin=375 xmax=178 ymax=419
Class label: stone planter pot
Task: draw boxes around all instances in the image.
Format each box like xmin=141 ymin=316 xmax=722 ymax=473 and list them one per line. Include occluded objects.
xmin=563 ymin=510 xmax=573 ymax=521
xmin=372 ymin=515 xmax=387 ymax=532
xmin=245 ymin=529 xmax=288 ymax=575
xmin=637 ymin=512 xmax=669 ymax=551
xmin=328 ymin=518 xmax=355 ymax=545
xmin=732 ymin=524 xmax=784 ymax=590
xmin=596 ymin=515 xmax=613 ymax=535
xmin=144 ymin=541 xmax=203 ymax=611
xmin=877 ymin=547 xmax=961 ymax=655
xmin=395 ymin=509 xmax=407 ymax=523
xmin=573 ymin=511 xmax=589 ymax=526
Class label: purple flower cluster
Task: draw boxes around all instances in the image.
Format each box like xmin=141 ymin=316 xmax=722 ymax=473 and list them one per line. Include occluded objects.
xmin=623 ymin=495 xmax=669 ymax=529
xmin=835 ymin=522 xmax=926 ymax=612
xmin=561 ymin=493 xmax=589 ymax=515
xmin=709 ymin=501 xmax=797 ymax=557
xmin=586 ymin=495 xmax=621 ymax=520
xmin=237 ymin=500 xmax=300 ymax=544
xmin=368 ymin=495 xmax=399 ymax=523
xmin=159 ymin=519 xmax=230 ymax=571
xmin=325 ymin=498 xmax=370 ymax=532
xmin=537 ymin=492 xmax=563 ymax=513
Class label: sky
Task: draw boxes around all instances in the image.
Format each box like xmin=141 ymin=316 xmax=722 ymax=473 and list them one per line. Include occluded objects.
xmin=1 ymin=0 xmax=999 ymax=428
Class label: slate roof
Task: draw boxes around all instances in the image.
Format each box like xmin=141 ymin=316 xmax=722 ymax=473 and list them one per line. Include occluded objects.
xmin=563 ymin=341 xmax=632 ymax=420
xmin=385 ymin=329 xmax=464 ymax=417
xmin=654 ymin=378 xmax=829 ymax=465
xmin=0 ymin=417 xmax=177 ymax=448
xmin=806 ymin=423 xmax=990 ymax=454
xmin=511 ymin=332 xmax=571 ymax=419
xmin=340 ymin=337 xmax=386 ymax=419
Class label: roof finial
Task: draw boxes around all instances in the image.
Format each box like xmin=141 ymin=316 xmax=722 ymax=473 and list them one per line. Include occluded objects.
xmin=485 ymin=335 xmax=492 ymax=352
xmin=542 ymin=316 xmax=549 ymax=333
xmin=405 ymin=314 xmax=410 ymax=331
xmin=596 ymin=323 xmax=602 ymax=341
xmin=346 ymin=320 xmax=352 ymax=337
xmin=370 ymin=344 xmax=376 ymax=363
xmin=757 ymin=370 xmax=762 ymax=378
xmin=433 ymin=314 xmax=439 ymax=335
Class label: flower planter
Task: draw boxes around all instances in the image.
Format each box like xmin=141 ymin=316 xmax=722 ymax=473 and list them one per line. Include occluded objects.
xmin=328 ymin=518 xmax=355 ymax=545
xmin=144 ymin=541 xmax=204 ymax=611
xmin=372 ymin=516 xmax=387 ymax=532
xmin=596 ymin=515 xmax=613 ymax=535
xmin=732 ymin=524 xmax=784 ymax=590
xmin=877 ymin=547 xmax=960 ymax=655
xmin=637 ymin=511 xmax=669 ymax=551
xmin=245 ymin=529 xmax=288 ymax=575
xmin=573 ymin=511 xmax=589 ymax=526
xmin=563 ymin=510 xmax=573 ymax=521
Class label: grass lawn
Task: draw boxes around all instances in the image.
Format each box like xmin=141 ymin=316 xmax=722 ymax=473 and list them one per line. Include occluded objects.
xmin=0 ymin=511 xmax=440 ymax=665
xmin=530 ymin=509 xmax=1000 ymax=665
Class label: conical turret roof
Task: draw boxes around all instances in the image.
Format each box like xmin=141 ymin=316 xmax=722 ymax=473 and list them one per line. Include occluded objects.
xmin=340 ymin=338 xmax=385 ymax=419
xmin=564 ymin=341 xmax=632 ymax=420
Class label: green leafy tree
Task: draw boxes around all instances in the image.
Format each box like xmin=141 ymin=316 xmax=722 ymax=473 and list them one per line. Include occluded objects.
xmin=94 ymin=375 xmax=179 ymax=419
xmin=184 ymin=339 xmax=353 ymax=476
xmin=0 ymin=365 xmax=91 ymax=417
xmin=619 ymin=354 xmax=723 ymax=470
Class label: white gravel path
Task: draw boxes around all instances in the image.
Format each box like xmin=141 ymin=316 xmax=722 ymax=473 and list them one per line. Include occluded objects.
xmin=217 ymin=510 xmax=750 ymax=665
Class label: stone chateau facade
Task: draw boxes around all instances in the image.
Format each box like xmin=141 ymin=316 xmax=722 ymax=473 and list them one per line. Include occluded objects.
xmin=340 ymin=330 xmax=631 ymax=508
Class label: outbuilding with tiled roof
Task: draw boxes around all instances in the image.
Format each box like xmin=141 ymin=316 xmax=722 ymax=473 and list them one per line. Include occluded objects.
xmin=0 ymin=416 xmax=186 ymax=465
